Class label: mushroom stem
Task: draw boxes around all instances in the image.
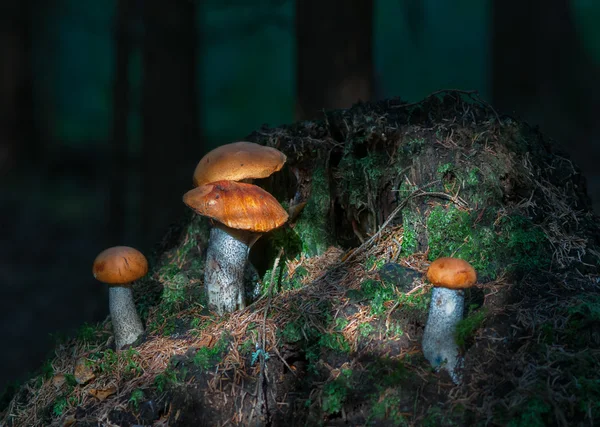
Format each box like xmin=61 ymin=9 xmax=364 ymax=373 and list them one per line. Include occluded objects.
xmin=422 ymin=287 xmax=465 ymax=384
xmin=108 ymin=285 xmax=144 ymax=350
xmin=205 ymin=226 xmax=258 ymax=315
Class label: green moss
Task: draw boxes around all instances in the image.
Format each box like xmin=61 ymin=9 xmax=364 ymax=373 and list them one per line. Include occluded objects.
xmin=360 ymin=279 xmax=396 ymax=316
xmin=426 ymin=205 xmax=550 ymax=278
xmin=192 ymin=335 xmax=229 ymax=371
xmin=338 ymin=152 xmax=387 ymax=210
xmin=399 ymin=210 xmax=421 ymax=256
xmin=365 ymin=255 xmax=386 ymax=272
xmin=368 ymin=391 xmax=407 ymax=425
xmin=153 ymin=367 xmax=179 ymax=393
xmin=294 ymin=166 xmax=333 ymax=256
xmin=128 ymin=389 xmax=145 ymax=410
xmin=88 ymin=349 xmax=142 ymax=378
xmin=455 ymin=306 xmax=487 ymax=348
xmin=321 ymin=369 xmax=352 ymax=415
xmin=319 ymin=331 xmax=350 ymax=353
xmin=507 ymin=397 xmax=552 ymax=427
xmin=76 ymin=322 xmax=109 ymax=345
xmin=279 ymin=320 xmax=304 ymax=343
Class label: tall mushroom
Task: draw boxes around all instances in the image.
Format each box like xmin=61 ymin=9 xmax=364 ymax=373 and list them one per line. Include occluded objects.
xmin=92 ymin=246 xmax=147 ymax=350
xmin=422 ymin=257 xmax=477 ymax=384
xmin=183 ymin=180 xmax=288 ymax=315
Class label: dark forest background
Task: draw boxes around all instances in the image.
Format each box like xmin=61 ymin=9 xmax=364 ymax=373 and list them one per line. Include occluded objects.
xmin=0 ymin=0 xmax=598 ymax=393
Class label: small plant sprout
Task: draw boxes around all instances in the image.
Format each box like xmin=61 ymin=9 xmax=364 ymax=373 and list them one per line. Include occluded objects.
xmin=92 ymin=246 xmax=148 ymax=350
xmin=422 ymin=257 xmax=477 ymax=384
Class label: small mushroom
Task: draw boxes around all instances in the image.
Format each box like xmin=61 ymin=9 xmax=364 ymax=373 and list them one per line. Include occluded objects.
xmin=183 ymin=180 xmax=288 ymax=315
xmin=92 ymin=246 xmax=147 ymax=350
xmin=422 ymin=257 xmax=477 ymax=384
xmin=192 ymin=141 xmax=286 ymax=187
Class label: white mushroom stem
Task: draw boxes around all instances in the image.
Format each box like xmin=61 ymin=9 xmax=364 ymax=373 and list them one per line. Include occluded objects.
xmin=108 ymin=285 xmax=144 ymax=350
xmin=204 ymin=225 xmax=260 ymax=315
xmin=422 ymin=287 xmax=465 ymax=384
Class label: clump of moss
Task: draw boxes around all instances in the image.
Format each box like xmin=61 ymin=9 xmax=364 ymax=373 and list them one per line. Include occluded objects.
xmin=321 ymin=369 xmax=352 ymax=415
xmin=192 ymin=335 xmax=229 ymax=371
xmin=294 ymin=166 xmax=333 ymax=256
xmin=427 ymin=205 xmax=550 ymax=279
xmin=455 ymin=305 xmax=487 ymax=348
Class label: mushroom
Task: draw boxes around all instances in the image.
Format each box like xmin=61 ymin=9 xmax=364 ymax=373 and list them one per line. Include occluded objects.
xmin=183 ymin=180 xmax=288 ymax=315
xmin=422 ymin=257 xmax=477 ymax=384
xmin=92 ymin=246 xmax=147 ymax=350
xmin=192 ymin=141 xmax=287 ymax=187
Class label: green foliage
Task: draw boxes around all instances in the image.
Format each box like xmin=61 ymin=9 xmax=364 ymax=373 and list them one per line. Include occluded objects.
xmin=238 ymin=339 xmax=255 ymax=356
xmin=358 ymin=322 xmax=375 ymax=338
xmin=321 ymin=369 xmax=352 ymax=415
xmin=365 ymin=255 xmax=386 ymax=272
xmin=427 ymin=205 xmax=550 ymax=278
xmin=285 ymin=266 xmax=308 ymax=290
xmin=76 ymin=322 xmax=108 ymax=345
xmin=507 ymin=397 xmax=551 ymax=427
xmin=398 ymin=208 xmax=424 ymax=256
xmin=160 ymin=269 xmax=190 ymax=311
xmin=360 ymin=279 xmax=396 ymax=316
xmin=192 ymin=335 xmax=229 ymax=371
xmin=319 ymin=332 xmax=350 ymax=354
xmin=88 ymin=348 xmax=142 ymax=378
xmin=294 ymin=166 xmax=332 ymax=256
xmin=279 ymin=320 xmax=304 ymax=343
xmin=455 ymin=306 xmax=487 ymax=348
xmin=154 ymin=368 xmax=179 ymax=393
xmin=401 ymin=137 xmax=426 ymax=156
xmin=52 ymin=395 xmax=78 ymax=417
xmin=269 ymin=227 xmax=303 ymax=263
xmin=564 ymin=295 xmax=600 ymax=346
xmin=338 ymin=152 xmax=387 ymax=210
xmin=369 ymin=391 xmax=407 ymax=425
xmin=437 ymin=162 xmax=454 ymax=176
xmin=422 ymin=406 xmax=451 ymax=427
xmin=129 ymin=388 xmax=145 ymax=410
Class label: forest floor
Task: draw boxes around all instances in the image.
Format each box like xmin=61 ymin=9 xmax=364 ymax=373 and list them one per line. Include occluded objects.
xmin=2 ymin=214 xmax=599 ymax=426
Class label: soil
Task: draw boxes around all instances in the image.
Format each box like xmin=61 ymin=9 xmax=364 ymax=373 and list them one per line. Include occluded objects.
xmin=2 ymin=91 xmax=599 ymax=426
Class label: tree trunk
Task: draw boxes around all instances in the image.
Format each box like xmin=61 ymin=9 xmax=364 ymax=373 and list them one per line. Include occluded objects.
xmin=491 ymin=0 xmax=600 ymax=210
xmin=0 ymin=0 xmax=34 ymax=174
xmin=295 ymin=0 xmax=374 ymax=120
xmin=141 ymin=0 xmax=200 ymax=249
xmin=107 ymin=0 xmax=134 ymax=245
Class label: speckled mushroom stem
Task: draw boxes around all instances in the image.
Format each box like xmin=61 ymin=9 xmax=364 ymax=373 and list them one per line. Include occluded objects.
xmin=422 ymin=287 xmax=465 ymax=384
xmin=108 ymin=285 xmax=144 ymax=350
xmin=205 ymin=226 xmax=257 ymax=315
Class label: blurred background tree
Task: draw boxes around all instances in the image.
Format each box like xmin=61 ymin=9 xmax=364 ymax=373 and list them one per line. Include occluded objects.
xmin=0 ymin=0 xmax=598 ymax=393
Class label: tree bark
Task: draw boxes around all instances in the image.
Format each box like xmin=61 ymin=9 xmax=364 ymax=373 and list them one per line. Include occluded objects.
xmin=107 ymin=0 xmax=134 ymax=245
xmin=141 ymin=0 xmax=200 ymax=249
xmin=0 ymin=0 xmax=34 ymax=174
xmin=295 ymin=0 xmax=374 ymax=120
xmin=491 ymin=0 xmax=600 ymax=209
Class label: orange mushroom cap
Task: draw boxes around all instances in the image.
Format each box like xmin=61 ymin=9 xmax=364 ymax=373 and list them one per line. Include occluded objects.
xmin=193 ymin=141 xmax=287 ymax=187
xmin=92 ymin=246 xmax=148 ymax=285
xmin=183 ymin=180 xmax=288 ymax=232
xmin=426 ymin=257 xmax=477 ymax=290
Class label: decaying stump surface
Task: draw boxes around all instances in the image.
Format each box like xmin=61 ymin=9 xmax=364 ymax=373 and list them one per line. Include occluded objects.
xmin=4 ymin=91 xmax=600 ymax=427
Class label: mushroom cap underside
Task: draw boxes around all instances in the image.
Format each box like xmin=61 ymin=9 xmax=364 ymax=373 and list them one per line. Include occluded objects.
xmin=92 ymin=246 xmax=148 ymax=285
xmin=193 ymin=141 xmax=286 ymax=187
xmin=426 ymin=257 xmax=477 ymax=289
xmin=183 ymin=180 xmax=289 ymax=232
